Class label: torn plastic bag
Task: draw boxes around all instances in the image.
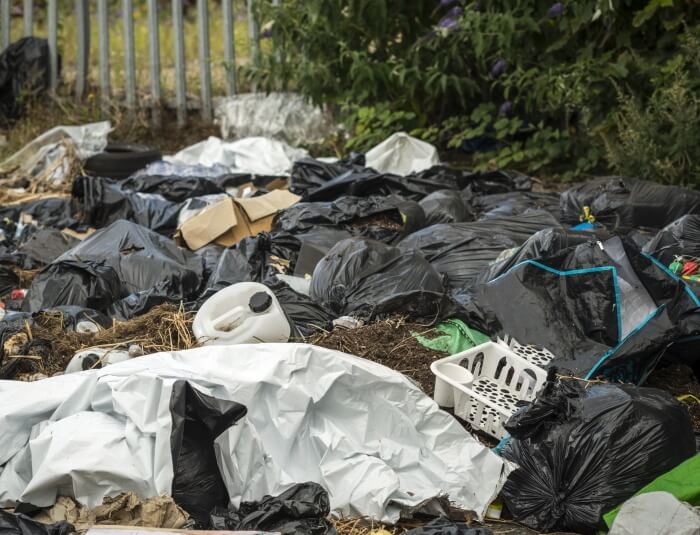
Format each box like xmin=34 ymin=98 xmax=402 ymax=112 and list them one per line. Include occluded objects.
xmin=216 ymin=92 xmax=337 ymax=147
xmin=419 ymin=190 xmax=470 ymax=225
xmin=170 ymin=382 xmax=248 ymax=526
xmin=399 ymin=212 xmax=560 ymax=291
xmin=471 ymin=191 xmax=560 ymax=219
xmin=24 ymin=220 xmax=204 ymax=318
xmin=460 ymin=237 xmax=690 ymax=382
xmin=0 ymin=344 xmax=510 ymax=523
xmin=0 ymin=37 xmax=55 ymax=122
xmin=264 ymin=277 xmax=333 ymax=337
xmin=310 ymin=238 xmax=452 ymax=320
xmin=404 ymin=518 xmax=492 ymax=535
xmin=365 ymin=132 xmax=439 ymax=176
xmin=560 ymin=177 xmax=700 ymax=232
xmin=165 ymin=136 xmax=308 ymax=176
xmin=0 ymin=510 xmax=72 ymax=535
xmin=501 ymin=380 xmax=696 ymax=534
xmin=14 ymin=197 xmax=76 ymax=230
xmin=273 ymin=195 xmax=424 ymax=243
xmin=209 ymin=482 xmax=336 ymax=535
xmin=73 ymin=176 xmax=184 ymax=235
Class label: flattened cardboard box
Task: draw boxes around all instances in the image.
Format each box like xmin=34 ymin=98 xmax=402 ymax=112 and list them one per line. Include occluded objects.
xmin=176 ymin=189 xmax=300 ymax=250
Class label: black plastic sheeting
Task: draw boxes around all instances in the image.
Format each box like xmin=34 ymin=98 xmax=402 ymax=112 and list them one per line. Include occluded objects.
xmin=274 ymin=195 xmax=425 ymax=243
xmin=501 ymin=378 xmax=696 ymax=534
xmin=0 ymin=510 xmax=72 ymax=535
xmin=399 ymin=212 xmax=560 ymax=291
xmin=170 ymin=381 xmax=247 ymax=527
xmin=419 ymin=190 xmax=470 ymax=225
xmin=209 ymin=482 xmax=336 ymax=535
xmin=560 ymin=177 xmax=700 ymax=232
xmin=310 ymin=238 xmax=454 ymax=320
xmin=459 ymin=237 xmax=695 ymax=383
xmin=25 ymin=220 xmax=204 ymax=319
xmin=404 ymin=518 xmax=492 ymax=535
xmin=0 ymin=37 xmax=56 ymax=122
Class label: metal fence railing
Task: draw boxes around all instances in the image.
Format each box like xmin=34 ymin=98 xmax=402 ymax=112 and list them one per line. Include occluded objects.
xmin=0 ymin=0 xmax=266 ymax=127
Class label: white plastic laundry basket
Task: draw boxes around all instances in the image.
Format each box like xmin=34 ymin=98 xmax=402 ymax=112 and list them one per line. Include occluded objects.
xmin=431 ymin=341 xmax=548 ymax=439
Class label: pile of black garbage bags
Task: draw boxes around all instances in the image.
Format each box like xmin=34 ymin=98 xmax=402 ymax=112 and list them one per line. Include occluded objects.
xmin=2 ymin=150 xmax=700 ymax=534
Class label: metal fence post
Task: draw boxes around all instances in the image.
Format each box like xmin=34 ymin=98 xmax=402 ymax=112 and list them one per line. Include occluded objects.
xmin=222 ymin=0 xmax=236 ymax=96
xmin=23 ymin=0 xmax=32 ymax=36
xmin=0 ymin=0 xmax=9 ymax=51
xmin=97 ymin=0 xmax=110 ymax=103
xmin=123 ymin=0 xmax=136 ymax=111
xmin=75 ymin=0 xmax=90 ymax=100
xmin=197 ymin=0 xmax=212 ymax=121
xmin=247 ymin=0 xmax=260 ymax=68
xmin=48 ymin=0 xmax=58 ymax=90
xmin=173 ymin=0 xmax=187 ymax=127
xmin=147 ymin=0 xmax=161 ymax=125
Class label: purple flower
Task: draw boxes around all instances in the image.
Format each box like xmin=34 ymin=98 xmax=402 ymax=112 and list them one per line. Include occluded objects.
xmin=440 ymin=0 xmax=458 ymax=6
xmin=491 ymin=59 xmax=507 ymax=77
xmin=547 ymin=2 xmax=564 ymax=17
xmin=448 ymin=6 xmax=464 ymax=17
xmin=438 ymin=16 xmax=459 ymax=31
xmin=499 ymin=101 xmax=513 ymax=115
xmin=260 ymin=28 xmax=273 ymax=39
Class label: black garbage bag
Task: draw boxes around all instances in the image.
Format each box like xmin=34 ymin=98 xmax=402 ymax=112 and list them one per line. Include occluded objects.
xmin=0 ymin=266 xmax=18 ymax=296
xmin=643 ymin=215 xmax=700 ymax=266
xmin=404 ymin=518 xmax=492 ymax=535
xmin=0 ymin=510 xmax=72 ymax=535
xmin=471 ymin=191 xmax=560 ymax=219
xmin=209 ymin=482 xmax=335 ymax=535
xmin=170 ymin=381 xmax=247 ymax=527
xmin=399 ymin=212 xmax=560 ymax=291
xmin=419 ymin=190 xmax=470 ymax=225
xmin=265 ymin=277 xmax=333 ymax=337
xmin=120 ymin=174 xmax=227 ymax=201
xmin=461 ymin=169 xmax=532 ymax=201
xmin=274 ymin=195 xmax=424 ymax=244
xmin=460 ymin=236 xmax=692 ymax=383
xmin=0 ymin=37 xmax=56 ymax=122
xmin=73 ymin=175 xmax=184 ymax=235
xmin=290 ymin=154 xmax=365 ymax=198
xmin=501 ymin=379 xmax=696 ymax=534
xmin=310 ymin=238 xmax=453 ymax=320
xmin=14 ymin=228 xmax=79 ymax=269
xmin=560 ymin=177 xmax=700 ymax=232
xmin=25 ymin=220 xmax=204 ymax=318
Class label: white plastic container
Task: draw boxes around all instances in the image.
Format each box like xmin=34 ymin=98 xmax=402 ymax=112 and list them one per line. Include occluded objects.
xmin=431 ymin=341 xmax=548 ymax=439
xmin=193 ymin=282 xmax=291 ymax=345
xmin=65 ymin=348 xmax=131 ymax=374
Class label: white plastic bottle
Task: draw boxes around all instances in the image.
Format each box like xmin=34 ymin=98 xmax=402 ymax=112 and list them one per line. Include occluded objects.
xmin=193 ymin=282 xmax=291 ymax=345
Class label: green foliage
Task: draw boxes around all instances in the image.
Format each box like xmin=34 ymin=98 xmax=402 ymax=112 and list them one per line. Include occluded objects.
xmin=607 ymin=28 xmax=700 ymax=186
xmin=247 ymin=0 xmax=700 ymax=181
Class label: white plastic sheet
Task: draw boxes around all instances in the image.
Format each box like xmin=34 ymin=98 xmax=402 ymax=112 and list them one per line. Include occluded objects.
xmin=216 ymin=92 xmax=336 ymax=146
xmin=165 ymin=137 xmax=308 ymax=176
xmin=610 ymin=492 xmax=700 ymax=535
xmin=365 ymin=132 xmax=439 ymax=176
xmin=0 ymin=344 xmax=509 ymax=522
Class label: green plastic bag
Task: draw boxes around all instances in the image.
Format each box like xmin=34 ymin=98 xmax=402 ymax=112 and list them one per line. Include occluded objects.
xmin=413 ymin=319 xmax=490 ymax=355
xmin=604 ymin=452 xmax=700 ymax=528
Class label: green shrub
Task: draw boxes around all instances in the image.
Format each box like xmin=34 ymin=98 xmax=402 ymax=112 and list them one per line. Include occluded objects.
xmin=246 ymin=0 xmax=700 ymax=181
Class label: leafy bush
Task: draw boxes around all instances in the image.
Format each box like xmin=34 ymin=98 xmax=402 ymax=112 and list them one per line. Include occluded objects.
xmin=246 ymin=0 xmax=700 ymax=181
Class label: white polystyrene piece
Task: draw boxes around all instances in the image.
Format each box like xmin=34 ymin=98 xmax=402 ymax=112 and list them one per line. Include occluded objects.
xmin=193 ymin=282 xmax=291 ymax=345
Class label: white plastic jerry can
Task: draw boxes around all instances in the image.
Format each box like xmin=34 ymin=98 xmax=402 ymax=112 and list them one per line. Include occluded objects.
xmin=193 ymin=282 xmax=292 ymax=345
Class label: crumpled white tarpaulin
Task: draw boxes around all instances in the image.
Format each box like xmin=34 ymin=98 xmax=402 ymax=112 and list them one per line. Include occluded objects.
xmin=0 ymin=344 xmax=509 ymax=522
xmin=164 ymin=136 xmax=308 ymax=176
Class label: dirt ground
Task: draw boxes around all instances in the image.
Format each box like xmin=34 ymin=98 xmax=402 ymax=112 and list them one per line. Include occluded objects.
xmin=646 ymin=362 xmax=700 ymax=432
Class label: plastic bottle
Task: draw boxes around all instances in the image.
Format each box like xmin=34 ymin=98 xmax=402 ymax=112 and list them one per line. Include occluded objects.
xmin=193 ymin=282 xmax=291 ymax=345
